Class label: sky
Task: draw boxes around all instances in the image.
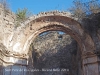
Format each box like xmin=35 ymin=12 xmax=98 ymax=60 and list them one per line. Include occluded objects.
xmin=7 ymin=0 xmax=74 ymax=14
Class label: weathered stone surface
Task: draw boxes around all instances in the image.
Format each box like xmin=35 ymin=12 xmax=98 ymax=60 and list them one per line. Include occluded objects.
xmin=0 ymin=4 xmax=99 ymax=75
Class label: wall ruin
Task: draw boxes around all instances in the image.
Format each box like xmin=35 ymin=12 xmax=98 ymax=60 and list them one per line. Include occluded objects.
xmin=0 ymin=5 xmax=99 ymax=75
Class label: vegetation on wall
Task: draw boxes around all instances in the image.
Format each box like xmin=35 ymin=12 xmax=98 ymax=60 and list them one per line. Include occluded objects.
xmin=15 ymin=8 xmax=33 ymax=28
xmin=0 ymin=0 xmax=100 ymax=29
xmin=16 ymin=8 xmax=31 ymax=22
xmin=0 ymin=0 xmax=33 ymax=28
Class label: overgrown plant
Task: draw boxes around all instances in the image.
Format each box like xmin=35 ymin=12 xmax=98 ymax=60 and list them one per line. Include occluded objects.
xmin=15 ymin=8 xmax=32 ymax=28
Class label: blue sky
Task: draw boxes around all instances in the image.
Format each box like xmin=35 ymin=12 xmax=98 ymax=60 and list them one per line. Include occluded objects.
xmin=7 ymin=0 xmax=100 ymax=14
xmin=7 ymin=0 xmax=74 ymax=14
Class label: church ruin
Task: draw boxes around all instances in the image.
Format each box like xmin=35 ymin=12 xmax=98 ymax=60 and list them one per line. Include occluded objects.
xmin=0 ymin=5 xmax=100 ymax=75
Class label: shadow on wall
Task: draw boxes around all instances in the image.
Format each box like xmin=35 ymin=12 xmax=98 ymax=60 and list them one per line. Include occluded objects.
xmin=81 ymin=12 xmax=100 ymax=51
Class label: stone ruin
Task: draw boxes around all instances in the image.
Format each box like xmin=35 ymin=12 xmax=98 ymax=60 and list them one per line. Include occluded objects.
xmin=0 ymin=4 xmax=100 ymax=75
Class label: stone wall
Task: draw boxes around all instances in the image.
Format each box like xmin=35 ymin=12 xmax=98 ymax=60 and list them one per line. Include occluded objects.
xmin=0 ymin=3 xmax=99 ymax=75
xmin=0 ymin=4 xmax=15 ymax=45
xmin=80 ymin=13 xmax=100 ymax=56
xmin=0 ymin=4 xmax=15 ymax=70
xmin=0 ymin=4 xmax=27 ymax=75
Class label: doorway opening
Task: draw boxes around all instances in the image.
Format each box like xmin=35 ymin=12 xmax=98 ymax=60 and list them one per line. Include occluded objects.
xmin=28 ymin=31 xmax=82 ymax=75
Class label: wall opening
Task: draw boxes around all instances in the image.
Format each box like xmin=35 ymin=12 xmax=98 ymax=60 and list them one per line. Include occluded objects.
xmin=28 ymin=31 xmax=82 ymax=75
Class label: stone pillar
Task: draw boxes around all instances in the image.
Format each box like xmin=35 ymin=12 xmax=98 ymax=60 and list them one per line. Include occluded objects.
xmin=83 ymin=51 xmax=100 ymax=75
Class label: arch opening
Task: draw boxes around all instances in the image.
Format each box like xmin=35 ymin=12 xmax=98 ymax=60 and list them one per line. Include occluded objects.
xmin=22 ymin=15 xmax=95 ymax=75
xmin=28 ymin=30 xmax=83 ymax=75
xmin=23 ymin=24 xmax=85 ymax=54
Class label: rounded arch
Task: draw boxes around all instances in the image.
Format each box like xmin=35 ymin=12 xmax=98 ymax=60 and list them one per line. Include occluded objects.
xmin=22 ymin=15 xmax=95 ymax=54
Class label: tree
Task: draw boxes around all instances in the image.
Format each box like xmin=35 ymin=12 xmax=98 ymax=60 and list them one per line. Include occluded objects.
xmin=69 ymin=0 xmax=100 ymax=19
xmin=89 ymin=0 xmax=100 ymax=14
xmin=69 ymin=0 xmax=86 ymax=19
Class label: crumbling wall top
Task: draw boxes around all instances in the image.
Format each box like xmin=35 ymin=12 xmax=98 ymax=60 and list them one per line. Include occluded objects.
xmin=21 ymin=11 xmax=77 ymax=28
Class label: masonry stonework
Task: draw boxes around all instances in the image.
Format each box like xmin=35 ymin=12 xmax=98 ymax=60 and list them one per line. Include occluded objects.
xmin=0 ymin=5 xmax=100 ymax=75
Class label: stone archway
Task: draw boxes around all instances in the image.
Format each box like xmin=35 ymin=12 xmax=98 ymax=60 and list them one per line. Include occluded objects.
xmin=1 ymin=11 xmax=98 ymax=75
xmin=18 ymin=12 xmax=96 ymax=75
xmin=29 ymin=30 xmax=82 ymax=75
xmin=22 ymin=16 xmax=95 ymax=54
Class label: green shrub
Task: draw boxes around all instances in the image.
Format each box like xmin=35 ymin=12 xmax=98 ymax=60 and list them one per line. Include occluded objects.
xmin=15 ymin=8 xmax=32 ymax=28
